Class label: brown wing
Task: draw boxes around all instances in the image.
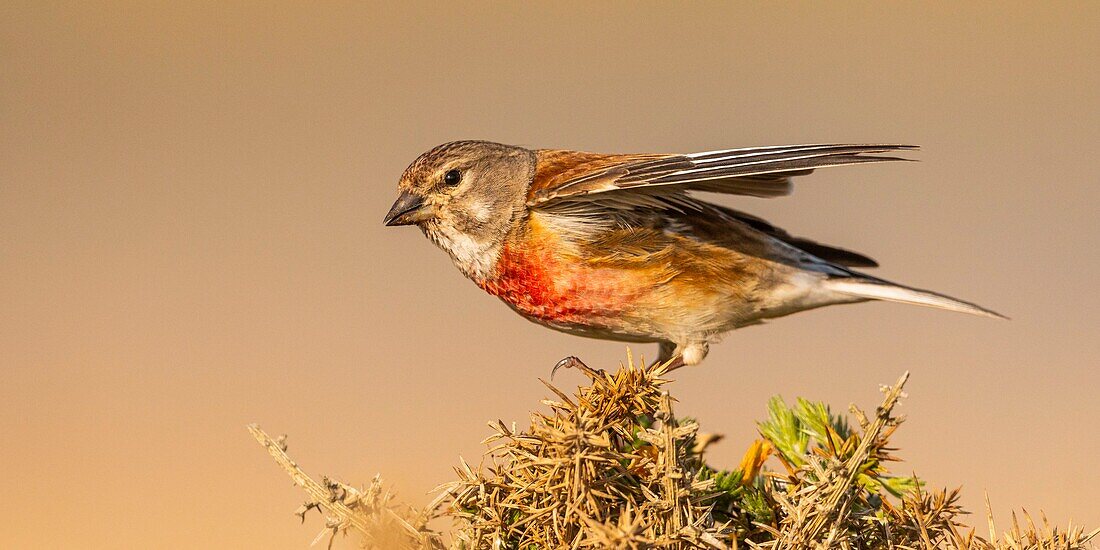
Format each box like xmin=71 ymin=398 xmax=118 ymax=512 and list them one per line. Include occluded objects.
xmin=527 ymin=144 xmax=917 ymax=207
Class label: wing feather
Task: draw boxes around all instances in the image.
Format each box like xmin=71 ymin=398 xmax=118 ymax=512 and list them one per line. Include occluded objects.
xmin=527 ymin=144 xmax=916 ymax=206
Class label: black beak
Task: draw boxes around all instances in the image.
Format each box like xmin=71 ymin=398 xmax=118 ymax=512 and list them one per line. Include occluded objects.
xmin=383 ymin=191 xmax=429 ymax=226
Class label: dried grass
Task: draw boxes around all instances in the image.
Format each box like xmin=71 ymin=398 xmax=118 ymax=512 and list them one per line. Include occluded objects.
xmin=250 ymin=352 xmax=1096 ymax=549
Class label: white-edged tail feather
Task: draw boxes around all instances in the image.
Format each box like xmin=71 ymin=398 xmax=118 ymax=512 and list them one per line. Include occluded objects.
xmin=827 ymin=278 xmax=1007 ymax=320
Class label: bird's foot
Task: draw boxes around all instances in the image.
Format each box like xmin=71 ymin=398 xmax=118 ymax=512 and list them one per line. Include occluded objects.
xmin=650 ymin=355 xmax=686 ymax=374
xmin=551 ymin=355 xmax=598 ymax=379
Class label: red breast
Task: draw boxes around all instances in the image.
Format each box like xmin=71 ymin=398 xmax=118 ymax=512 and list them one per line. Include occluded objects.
xmin=478 ymin=225 xmax=640 ymax=329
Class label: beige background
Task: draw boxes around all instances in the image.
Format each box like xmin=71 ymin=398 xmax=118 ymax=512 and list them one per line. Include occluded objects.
xmin=2 ymin=2 xmax=1098 ymax=548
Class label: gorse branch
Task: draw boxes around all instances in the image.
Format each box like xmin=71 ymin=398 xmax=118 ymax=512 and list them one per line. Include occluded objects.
xmin=251 ymin=354 xmax=1097 ymax=549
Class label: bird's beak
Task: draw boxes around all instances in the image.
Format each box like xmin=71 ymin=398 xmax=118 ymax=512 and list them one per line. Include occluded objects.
xmin=383 ymin=191 xmax=434 ymax=226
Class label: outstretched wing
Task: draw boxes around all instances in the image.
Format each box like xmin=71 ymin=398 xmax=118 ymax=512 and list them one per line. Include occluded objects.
xmin=527 ymin=144 xmax=916 ymax=207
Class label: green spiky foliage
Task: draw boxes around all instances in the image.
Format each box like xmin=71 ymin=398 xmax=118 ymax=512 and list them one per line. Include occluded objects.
xmin=758 ymin=395 xmax=918 ymax=497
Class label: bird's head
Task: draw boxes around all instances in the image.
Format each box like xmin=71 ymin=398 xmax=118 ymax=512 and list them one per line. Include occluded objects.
xmin=384 ymin=141 xmax=535 ymax=280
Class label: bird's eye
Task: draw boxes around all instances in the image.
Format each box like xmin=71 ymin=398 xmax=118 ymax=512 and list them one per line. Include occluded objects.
xmin=443 ymin=169 xmax=462 ymax=186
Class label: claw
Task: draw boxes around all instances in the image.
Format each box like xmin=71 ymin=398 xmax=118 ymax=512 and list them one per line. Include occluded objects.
xmin=551 ymin=356 xmax=591 ymax=379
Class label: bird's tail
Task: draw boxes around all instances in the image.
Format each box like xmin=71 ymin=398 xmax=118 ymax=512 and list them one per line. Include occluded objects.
xmin=826 ymin=277 xmax=1007 ymax=320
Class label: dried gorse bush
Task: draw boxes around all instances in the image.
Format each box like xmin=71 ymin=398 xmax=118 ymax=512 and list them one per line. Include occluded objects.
xmin=251 ymin=353 xmax=1096 ymax=549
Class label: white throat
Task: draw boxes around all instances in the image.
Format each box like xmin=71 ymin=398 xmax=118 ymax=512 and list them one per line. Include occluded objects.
xmin=421 ymin=222 xmax=503 ymax=281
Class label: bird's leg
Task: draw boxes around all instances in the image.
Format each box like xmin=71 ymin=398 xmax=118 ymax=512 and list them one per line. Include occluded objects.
xmin=649 ymin=342 xmax=686 ymax=372
xmin=660 ymin=355 xmax=687 ymax=372
xmin=551 ymin=355 xmax=598 ymax=379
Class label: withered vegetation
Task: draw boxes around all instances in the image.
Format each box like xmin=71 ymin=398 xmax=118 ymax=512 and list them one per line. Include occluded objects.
xmin=251 ymin=353 xmax=1096 ymax=549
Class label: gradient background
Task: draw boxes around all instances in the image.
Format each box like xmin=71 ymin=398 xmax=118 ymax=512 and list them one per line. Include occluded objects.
xmin=3 ymin=2 xmax=1098 ymax=548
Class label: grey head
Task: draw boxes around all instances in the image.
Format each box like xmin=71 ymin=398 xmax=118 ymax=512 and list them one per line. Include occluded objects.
xmin=383 ymin=140 xmax=536 ymax=280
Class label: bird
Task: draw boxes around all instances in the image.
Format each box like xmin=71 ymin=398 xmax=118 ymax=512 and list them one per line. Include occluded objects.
xmin=383 ymin=141 xmax=1003 ymax=370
